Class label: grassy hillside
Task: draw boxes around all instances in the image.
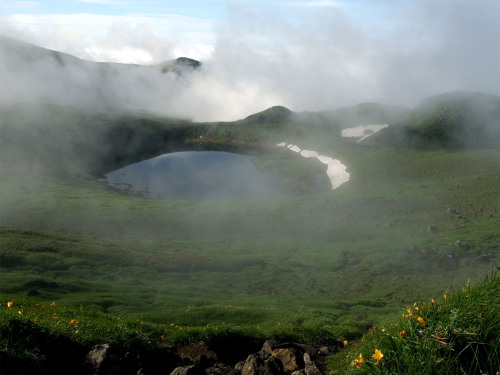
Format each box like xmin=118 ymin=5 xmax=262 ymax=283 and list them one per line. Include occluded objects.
xmin=2 ymin=270 xmax=497 ymax=373
xmin=369 ymin=91 xmax=500 ymax=148
xmin=0 ymin=92 xmax=499 ymax=373
xmin=327 ymin=273 xmax=499 ymax=374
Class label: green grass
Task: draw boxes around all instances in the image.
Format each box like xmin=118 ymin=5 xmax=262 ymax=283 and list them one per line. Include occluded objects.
xmin=0 ymin=295 xmax=345 ymax=372
xmin=326 ymin=272 xmax=499 ymax=374
xmin=1 ymin=147 xmax=498 ymax=333
xmin=0 ymin=100 xmax=499 ymax=373
xmin=1 ymin=273 xmax=497 ymax=373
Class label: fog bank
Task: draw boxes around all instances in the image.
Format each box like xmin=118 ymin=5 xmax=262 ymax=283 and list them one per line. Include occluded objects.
xmin=1 ymin=0 xmax=499 ymax=121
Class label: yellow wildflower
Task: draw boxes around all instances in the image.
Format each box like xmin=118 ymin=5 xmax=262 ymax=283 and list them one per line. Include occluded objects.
xmin=70 ymin=319 xmax=78 ymax=325
xmin=400 ymin=330 xmax=407 ymax=336
xmin=417 ymin=316 xmax=426 ymax=325
xmin=7 ymin=301 xmax=13 ymax=308
xmin=343 ymin=340 xmax=348 ymax=347
xmin=372 ymin=349 xmax=384 ymax=363
xmin=351 ymin=353 xmax=365 ymax=368
xmin=51 ymin=302 xmax=56 ymax=307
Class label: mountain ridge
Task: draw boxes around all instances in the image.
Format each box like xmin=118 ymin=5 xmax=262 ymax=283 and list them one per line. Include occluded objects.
xmin=1 ymin=36 xmax=499 ymax=150
xmin=0 ymin=36 xmax=201 ymax=71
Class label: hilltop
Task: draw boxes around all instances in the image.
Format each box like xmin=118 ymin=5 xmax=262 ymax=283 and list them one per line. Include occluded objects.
xmin=0 ymin=36 xmax=201 ymax=113
xmin=0 ymin=36 xmax=200 ymax=73
xmin=368 ymin=91 xmax=500 ymax=148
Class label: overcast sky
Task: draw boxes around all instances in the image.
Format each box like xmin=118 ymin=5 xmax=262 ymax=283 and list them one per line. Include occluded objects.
xmin=0 ymin=0 xmax=416 ymax=63
xmin=1 ymin=0 xmax=499 ymax=120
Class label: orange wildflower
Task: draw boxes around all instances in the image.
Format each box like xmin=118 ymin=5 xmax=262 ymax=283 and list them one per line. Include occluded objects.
xmin=351 ymin=353 xmax=365 ymax=368
xmin=372 ymin=349 xmax=384 ymax=363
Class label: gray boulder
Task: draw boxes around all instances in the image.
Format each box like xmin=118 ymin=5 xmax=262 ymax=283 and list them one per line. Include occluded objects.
xmin=84 ymin=344 xmax=120 ymax=374
xmin=178 ymin=341 xmax=218 ymax=367
xmin=241 ymin=352 xmax=284 ymax=375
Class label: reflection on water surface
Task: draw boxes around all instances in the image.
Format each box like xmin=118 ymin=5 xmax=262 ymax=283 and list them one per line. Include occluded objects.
xmin=103 ymin=151 xmax=280 ymax=201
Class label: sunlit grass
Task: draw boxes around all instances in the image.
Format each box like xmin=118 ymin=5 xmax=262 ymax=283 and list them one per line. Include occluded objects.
xmin=1 ymin=273 xmax=497 ymax=374
xmin=326 ymin=272 xmax=499 ymax=374
xmin=0 ymin=296 xmax=348 ymax=372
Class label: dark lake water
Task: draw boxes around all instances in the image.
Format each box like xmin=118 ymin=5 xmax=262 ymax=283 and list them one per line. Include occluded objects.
xmin=103 ymin=151 xmax=280 ymax=201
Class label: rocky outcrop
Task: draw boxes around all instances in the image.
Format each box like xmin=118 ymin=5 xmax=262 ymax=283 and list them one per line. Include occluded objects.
xmin=241 ymin=351 xmax=284 ymax=375
xmin=178 ymin=341 xmax=218 ymax=367
xmin=83 ymin=344 xmax=121 ymax=374
xmin=6 ymin=336 xmax=337 ymax=374
xmin=170 ymin=365 xmax=205 ymax=375
xmin=82 ymin=341 xmax=182 ymax=374
xmin=261 ymin=341 xmax=305 ymax=373
xmin=3 ymin=330 xmax=348 ymax=375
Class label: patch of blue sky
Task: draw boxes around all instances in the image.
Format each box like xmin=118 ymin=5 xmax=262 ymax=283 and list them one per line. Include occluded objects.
xmin=1 ymin=0 xmax=228 ymax=19
xmin=1 ymin=0 xmax=409 ymax=31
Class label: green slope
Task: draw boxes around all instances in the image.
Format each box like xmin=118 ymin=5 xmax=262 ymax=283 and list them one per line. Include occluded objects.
xmin=368 ymin=91 xmax=500 ymax=148
xmin=0 ymin=92 xmax=498 ymax=373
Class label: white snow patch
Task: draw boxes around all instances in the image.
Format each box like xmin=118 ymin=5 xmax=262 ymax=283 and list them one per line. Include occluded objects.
xmin=300 ymin=150 xmax=319 ymax=158
xmin=276 ymin=142 xmax=350 ymax=190
xmin=341 ymin=124 xmax=389 ymax=142
xmin=288 ymin=145 xmax=301 ymax=152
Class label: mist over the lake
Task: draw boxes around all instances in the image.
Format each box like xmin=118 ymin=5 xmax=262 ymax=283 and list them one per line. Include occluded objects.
xmin=103 ymin=151 xmax=282 ymax=201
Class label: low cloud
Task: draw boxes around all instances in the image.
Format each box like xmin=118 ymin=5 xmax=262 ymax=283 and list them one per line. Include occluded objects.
xmin=0 ymin=0 xmax=499 ymax=121
xmin=207 ymin=0 xmax=500 ymax=117
xmin=0 ymin=12 xmax=214 ymax=63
